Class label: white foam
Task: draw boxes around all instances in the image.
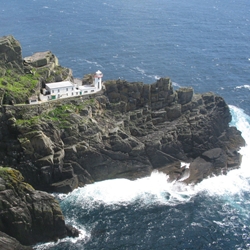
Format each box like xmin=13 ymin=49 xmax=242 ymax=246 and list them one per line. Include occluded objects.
xmin=60 ymin=170 xmax=195 ymax=210
xmin=193 ymin=105 xmax=250 ymax=196
xmin=83 ymin=59 xmax=103 ymax=68
xmin=229 ymin=105 xmax=250 ymax=143
xmin=60 ymin=106 xmax=250 ymax=208
xmin=34 ymin=225 xmax=90 ymax=249
xmin=134 ymin=66 xmax=146 ymax=75
xmin=235 ymin=85 xmax=250 ymax=90
xmin=172 ymin=81 xmax=181 ymax=87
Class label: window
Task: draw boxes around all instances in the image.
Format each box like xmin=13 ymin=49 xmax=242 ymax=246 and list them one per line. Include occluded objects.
xmin=91 ymin=90 xmax=94 ymax=92
xmin=76 ymin=92 xmax=78 ymax=95
xmin=66 ymin=88 xmax=68 ymax=91
xmin=52 ymin=90 xmax=54 ymax=93
xmin=72 ymin=92 xmax=74 ymax=95
xmin=72 ymin=87 xmax=74 ymax=90
xmin=84 ymin=91 xmax=88 ymax=93
xmin=58 ymin=89 xmax=60 ymax=92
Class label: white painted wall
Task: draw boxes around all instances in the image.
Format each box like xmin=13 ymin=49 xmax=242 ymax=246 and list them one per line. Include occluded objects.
xmin=41 ymin=70 xmax=103 ymax=101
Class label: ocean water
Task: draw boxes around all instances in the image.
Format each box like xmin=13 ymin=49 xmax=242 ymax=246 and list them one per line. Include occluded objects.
xmin=1 ymin=0 xmax=250 ymax=249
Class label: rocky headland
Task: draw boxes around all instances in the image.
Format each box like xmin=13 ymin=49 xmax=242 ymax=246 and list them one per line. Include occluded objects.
xmin=0 ymin=35 xmax=245 ymax=247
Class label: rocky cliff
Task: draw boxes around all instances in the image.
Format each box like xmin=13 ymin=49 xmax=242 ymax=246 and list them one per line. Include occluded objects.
xmin=0 ymin=167 xmax=79 ymax=247
xmin=0 ymin=77 xmax=244 ymax=193
xmin=0 ymin=35 xmax=245 ymax=246
xmin=0 ymin=35 xmax=73 ymax=105
xmin=0 ymin=36 xmax=245 ymax=193
xmin=0 ymin=35 xmax=24 ymax=75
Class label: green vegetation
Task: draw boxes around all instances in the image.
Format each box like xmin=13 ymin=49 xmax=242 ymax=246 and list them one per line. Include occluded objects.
xmin=15 ymin=105 xmax=74 ymax=128
xmin=15 ymin=115 xmax=40 ymax=126
xmin=0 ymin=65 xmax=71 ymax=104
xmin=0 ymin=70 xmax=40 ymax=103
xmin=15 ymin=99 xmax=97 ymax=129
xmin=45 ymin=104 xmax=76 ymax=128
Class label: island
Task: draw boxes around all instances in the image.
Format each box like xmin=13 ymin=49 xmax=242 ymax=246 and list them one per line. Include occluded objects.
xmin=0 ymin=35 xmax=245 ymax=248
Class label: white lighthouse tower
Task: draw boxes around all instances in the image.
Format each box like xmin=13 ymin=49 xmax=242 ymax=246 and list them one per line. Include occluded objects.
xmin=94 ymin=70 xmax=103 ymax=90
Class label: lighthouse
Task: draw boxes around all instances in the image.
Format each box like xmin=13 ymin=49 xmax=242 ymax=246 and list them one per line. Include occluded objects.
xmin=94 ymin=70 xmax=103 ymax=90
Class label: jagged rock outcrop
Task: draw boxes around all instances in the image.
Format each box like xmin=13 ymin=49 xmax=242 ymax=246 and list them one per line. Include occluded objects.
xmin=0 ymin=167 xmax=79 ymax=246
xmin=0 ymin=36 xmax=73 ymax=105
xmin=0 ymin=35 xmax=23 ymax=75
xmin=23 ymin=50 xmax=73 ymax=83
xmin=0 ymin=36 xmax=246 ymax=245
xmin=0 ymin=36 xmax=245 ymax=193
xmin=0 ymin=77 xmax=245 ymax=193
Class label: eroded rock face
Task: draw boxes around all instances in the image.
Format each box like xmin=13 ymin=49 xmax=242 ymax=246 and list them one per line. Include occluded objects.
xmin=24 ymin=51 xmax=58 ymax=68
xmin=0 ymin=77 xmax=245 ymax=192
xmin=0 ymin=35 xmax=23 ymax=75
xmin=0 ymin=35 xmax=74 ymax=105
xmin=0 ymin=36 xmax=245 ymax=191
xmin=0 ymin=168 xmax=79 ymax=246
xmin=0 ymin=231 xmax=32 ymax=250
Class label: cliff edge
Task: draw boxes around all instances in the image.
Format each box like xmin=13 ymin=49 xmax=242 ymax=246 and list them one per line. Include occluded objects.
xmin=0 ymin=36 xmax=245 ymax=193
xmin=0 ymin=35 xmax=245 ymax=246
xmin=1 ymin=76 xmax=245 ymax=192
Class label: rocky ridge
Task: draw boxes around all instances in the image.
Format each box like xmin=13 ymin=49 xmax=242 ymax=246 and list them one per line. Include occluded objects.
xmin=0 ymin=35 xmax=73 ymax=105
xmin=0 ymin=35 xmax=245 ymax=247
xmin=1 ymin=76 xmax=245 ymax=192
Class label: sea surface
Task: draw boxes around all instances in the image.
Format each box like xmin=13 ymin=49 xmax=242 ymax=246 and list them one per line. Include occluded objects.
xmin=1 ymin=0 xmax=250 ymax=249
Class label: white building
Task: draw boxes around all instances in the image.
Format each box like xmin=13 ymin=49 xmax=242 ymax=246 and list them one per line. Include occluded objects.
xmin=42 ymin=70 xmax=103 ymax=101
xmin=45 ymin=81 xmax=75 ymax=100
xmin=29 ymin=95 xmax=39 ymax=104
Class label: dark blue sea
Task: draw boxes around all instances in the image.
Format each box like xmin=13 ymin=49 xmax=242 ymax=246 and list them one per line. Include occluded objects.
xmin=2 ymin=0 xmax=250 ymax=249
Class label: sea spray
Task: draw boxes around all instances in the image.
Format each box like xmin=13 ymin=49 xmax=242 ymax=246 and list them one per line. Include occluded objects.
xmin=59 ymin=171 xmax=192 ymax=211
xmin=59 ymin=106 xmax=250 ymax=210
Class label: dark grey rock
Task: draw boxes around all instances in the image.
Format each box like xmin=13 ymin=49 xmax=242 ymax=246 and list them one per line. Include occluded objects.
xmin=0 ymin=231 xmax=32 ymax=250
xmin=0 ymin=168 xmax=78 ymax=246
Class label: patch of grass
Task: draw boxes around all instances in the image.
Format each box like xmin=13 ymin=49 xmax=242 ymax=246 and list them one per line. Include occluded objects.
xmin=45 ymin=104 xmax=78 ymax=128
xmin=48 ymin=104 xmax=74 ymax=118
xmin=15 ymin=99 xmax=98 ymax=129
xmin=0 ymin=70 xmax=40 ymax=103
xmin=16 ymin=115 xmax=40 ymax=126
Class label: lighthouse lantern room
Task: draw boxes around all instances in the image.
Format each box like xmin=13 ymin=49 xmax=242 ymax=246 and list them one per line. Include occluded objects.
xmin=94 ymin=70 xmax=103 ymax=90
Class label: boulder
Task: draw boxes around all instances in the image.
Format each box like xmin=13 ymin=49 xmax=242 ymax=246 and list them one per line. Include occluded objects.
xmin=51 ymin=175 xmax=78 ymax=193
xmin=184 ymin=148 xmax=232 ymax=184
xmin=19 ymin=131 xmax=54 ymax=159
xmin=177 ymin=87 xmax=194 ymax=104
xmin=0 ymin=167 xmax=78 ymax=246
xmin=184 ymin=157 xmax=213 ymax=184
xmin=23 ymin=51 xmax=58 ymax=68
